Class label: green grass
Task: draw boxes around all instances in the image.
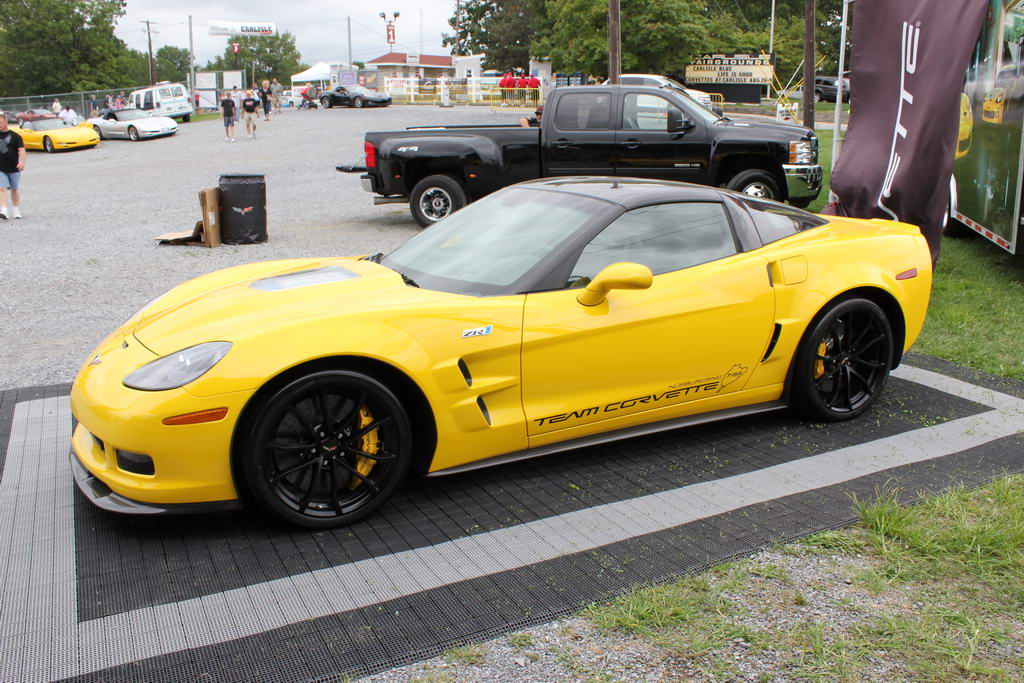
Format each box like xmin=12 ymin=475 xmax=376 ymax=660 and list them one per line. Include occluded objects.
xmin=441 ymin=643 xmax=487 ymax=666
xmin=914 ymin=236 xmax=1024 ymax=380
xmin=585 ymin=476 xmax=1024 ymax=680
xmin=506 ymin=632 xmax=535 ymax=648
xmin=186 ymin=111 xmax=221 ymax=123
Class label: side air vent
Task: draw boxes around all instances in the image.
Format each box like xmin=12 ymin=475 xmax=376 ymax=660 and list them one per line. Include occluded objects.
xmin=476 ymin=396 xmax=492 ymax=425
xmin=761 ymin=323 xmax=783 ymax=362
xmin=458 ymin=358 xmax=473 ymax=387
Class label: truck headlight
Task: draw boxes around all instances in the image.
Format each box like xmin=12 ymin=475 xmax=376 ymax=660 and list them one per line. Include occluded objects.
xmin=124 ymin=342 xmax=232 ymax=391
xmin=789 ymin=139 xmax=817 ymax=165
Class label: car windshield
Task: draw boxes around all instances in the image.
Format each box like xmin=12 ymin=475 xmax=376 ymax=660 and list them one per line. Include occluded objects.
xmin=381 ymin=187 xmax=607 ymax=295
xmin=31 ymin=119 xmax=69 ymax=131
xmin=114 ymin=109 xmax=149 ymax=121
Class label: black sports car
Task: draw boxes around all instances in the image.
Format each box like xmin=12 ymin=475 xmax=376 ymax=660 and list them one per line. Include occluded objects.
xmin=320 ymin=85 xmax=391 ymax=109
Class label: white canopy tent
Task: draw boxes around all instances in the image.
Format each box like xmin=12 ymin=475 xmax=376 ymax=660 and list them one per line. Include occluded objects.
xmin=290 ymin=62 xmax=333 ymax=87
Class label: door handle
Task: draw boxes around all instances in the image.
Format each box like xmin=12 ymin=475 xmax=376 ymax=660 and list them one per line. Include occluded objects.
xmin=554 ymin=138 xmax=570 ymax=149
xmin=623 ymin=138 xmax=640 ymax=149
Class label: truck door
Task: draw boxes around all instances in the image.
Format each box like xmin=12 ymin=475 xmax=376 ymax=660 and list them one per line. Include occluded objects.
xmin=615 ymin=92 xmax=712 ymax=183
xmin=544 ymin=91 xmax=617 ymax=175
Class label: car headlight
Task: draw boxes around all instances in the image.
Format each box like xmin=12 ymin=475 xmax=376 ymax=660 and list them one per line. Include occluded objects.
xmin=124 ymin=342 xmax=232 ymax=391
xmin=789 ymin=139 xmax=817 ymax=165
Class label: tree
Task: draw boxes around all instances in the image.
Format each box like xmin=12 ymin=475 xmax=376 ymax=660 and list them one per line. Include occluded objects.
xmin=204 ymin=32 xmax=304 ymax=85
xmin=532 ymin=0 xmax=708 ymax=78
xmin=442 ymin=0 xmax=544 ymax=71
xmin=155 ymin=45 xmax=191 ymax=84
xmin=352 ymin=60 xmax=366 ymax=69
xmin=0 ymin=0 xmax=148 ymax=96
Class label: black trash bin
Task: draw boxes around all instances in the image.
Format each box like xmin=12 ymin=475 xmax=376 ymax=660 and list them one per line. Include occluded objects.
xmin=219 ymin=173 xmax=268 ymax=244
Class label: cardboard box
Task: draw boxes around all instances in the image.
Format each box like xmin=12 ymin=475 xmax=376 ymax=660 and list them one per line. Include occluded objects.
xmin=155 ymin=188 xmax=221 ymax=247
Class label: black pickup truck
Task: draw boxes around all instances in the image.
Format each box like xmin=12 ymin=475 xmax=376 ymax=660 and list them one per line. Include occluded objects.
xmin=342 ymin=85 xmax=823 ymax=227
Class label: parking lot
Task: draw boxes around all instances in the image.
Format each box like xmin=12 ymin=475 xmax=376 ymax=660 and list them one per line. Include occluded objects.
xmin=0 ymin=105 xmax=524 ymax=390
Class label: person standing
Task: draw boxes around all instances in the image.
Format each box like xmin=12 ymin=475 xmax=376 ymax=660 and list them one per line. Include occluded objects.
xmin=259 ymin=80 xmax=272 ymax=121
xmin=50 ymin=98 xmax=61 ymax=114
xmin=229 ymin=86 xmax=243 ymax=127
xmin=219 ymin=90 xmax=236 ymax=142
xmin=0 ymin=116 xmax=26 ymax=220
xmin=59 ymin=105 xmax=78 ymax=126
xmin=270 ymin=78 xmax=283 ymax=114
xmin=241 ymin=90 xmax=259 ymax=138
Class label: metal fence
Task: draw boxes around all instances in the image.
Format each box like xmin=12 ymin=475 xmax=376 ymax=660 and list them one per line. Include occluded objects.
xmin=0 ymin=86 xmax=151 ymax=119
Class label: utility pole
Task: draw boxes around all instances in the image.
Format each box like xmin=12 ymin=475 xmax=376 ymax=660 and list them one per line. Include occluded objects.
xmin=141 ymin=20 xmax=158 ymax=85
xmin=188 ymin=15 xmax=196 ymax=97
xmin=347 ymin=17 xmax=353 ymax=69
xmin=608 ymin=0 xmax=621 ymax=84
xmin=803 ymin=0 xmax=815 ymax=130
xmin=455 ymin=0 xmax=461 ymax=55
xmin=769 ymin=0 xmax=776 ymax=54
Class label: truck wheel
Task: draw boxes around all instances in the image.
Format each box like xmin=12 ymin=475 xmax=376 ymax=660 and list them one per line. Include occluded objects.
xmin=410 ymin=175 xmax=468 ymax=228
xmin=726 ymin=170 xmax=780 ymax=201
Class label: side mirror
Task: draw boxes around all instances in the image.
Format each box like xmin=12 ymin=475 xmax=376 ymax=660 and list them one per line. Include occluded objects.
xmin=577 ymin=262 xmax=653 ymax=306
xmin=668 ymin=111 xmax=695 ymax=133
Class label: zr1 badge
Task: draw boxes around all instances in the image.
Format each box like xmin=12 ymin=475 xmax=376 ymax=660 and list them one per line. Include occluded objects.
xmin=461 ymin=325 xmax=493 ymax=338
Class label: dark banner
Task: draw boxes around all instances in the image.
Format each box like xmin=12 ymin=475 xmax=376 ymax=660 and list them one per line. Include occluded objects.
xmin=824 ymin=0 xmax=988 ymax=262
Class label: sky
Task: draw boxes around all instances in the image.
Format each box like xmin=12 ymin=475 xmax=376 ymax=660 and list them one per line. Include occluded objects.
xmin=116 ymin=0 xmax=459 ymax=68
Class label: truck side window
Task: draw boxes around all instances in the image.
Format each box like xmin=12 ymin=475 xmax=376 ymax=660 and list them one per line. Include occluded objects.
xmin=567 ymin=202 xmax=737 ymax=287
xmin=622 ymin=93 xmax=682 ymax=131
xmin=143 ymin=91 xmax=154 ymax=109
xmin=553 ymin=93 xmax=612 ymax=130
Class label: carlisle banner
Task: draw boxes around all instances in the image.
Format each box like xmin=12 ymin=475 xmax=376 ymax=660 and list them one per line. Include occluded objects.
xmin=824 ymin=0 xmax=987 ymax=262
xmin=209 ymin=20 xmax=277 ymax=36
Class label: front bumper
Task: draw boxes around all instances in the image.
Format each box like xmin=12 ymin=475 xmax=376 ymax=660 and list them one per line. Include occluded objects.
xmin=70 ymin=450 xmax=241 ymax=515
xmin=782 ymin=163 xmax=824 ymax=202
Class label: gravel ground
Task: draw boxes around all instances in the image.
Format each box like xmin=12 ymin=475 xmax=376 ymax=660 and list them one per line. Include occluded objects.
xmin=0 ymin=105 xmax=527 ymax=389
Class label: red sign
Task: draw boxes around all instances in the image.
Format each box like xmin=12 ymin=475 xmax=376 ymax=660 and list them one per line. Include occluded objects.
xmin=231 ymin=42 xmax=240 ymax=54
xmin=386 ymin=24 xmax=395 ymax=44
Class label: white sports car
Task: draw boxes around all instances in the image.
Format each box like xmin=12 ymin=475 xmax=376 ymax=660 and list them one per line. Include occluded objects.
xmin=87 ymin=108 xmax=178 ymax=141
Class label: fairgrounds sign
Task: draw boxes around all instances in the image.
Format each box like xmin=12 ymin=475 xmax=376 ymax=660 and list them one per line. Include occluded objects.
xmin=685 ymin=54 xmax=773 ymax=86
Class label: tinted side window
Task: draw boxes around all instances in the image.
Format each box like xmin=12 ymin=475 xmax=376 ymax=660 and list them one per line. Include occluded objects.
xmin=740 ymin=198 xmax=828 ymax=244
xmin=553 ymin=93 xmax=612 ymax=130
xmin=568 ymin=202 xmax=737 ymax=286
xmin=142 ymin=91 xmax=154 ymax=109
xmin=158 ymin=87 xmax=172 ymax=98
xmin=622 ymin=93 xmax=683 ymax=131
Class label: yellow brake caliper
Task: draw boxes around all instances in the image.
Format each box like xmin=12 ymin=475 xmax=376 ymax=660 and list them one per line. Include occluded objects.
xmin=350 ymin=406 xmax=379 ymax=489
xmin=814 ymin=340 xmax=828 ymax=379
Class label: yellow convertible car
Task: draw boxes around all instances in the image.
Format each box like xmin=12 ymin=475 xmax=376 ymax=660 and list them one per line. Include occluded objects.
xmin=15 ymin=118 xmax=99 ymax=152
xmin=71 ymin=178 xmax=933 ymax=528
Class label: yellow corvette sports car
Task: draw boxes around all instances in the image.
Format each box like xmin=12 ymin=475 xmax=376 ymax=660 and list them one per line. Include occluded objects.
xmin=71 ymin=178 xmax=933 ymax=528
xmin=14 ymin=118 xmax=99 ymax=152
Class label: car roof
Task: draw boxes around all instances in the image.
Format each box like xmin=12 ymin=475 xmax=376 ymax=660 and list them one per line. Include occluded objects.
xmin=515 ymin=176 xmax=724 ymax=209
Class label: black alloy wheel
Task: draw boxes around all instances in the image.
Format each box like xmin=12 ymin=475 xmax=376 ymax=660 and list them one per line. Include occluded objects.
xmin=127 ymin=126 xmax=139 ymax=141
xmin=792 ymin=298 xmax=894 ymax=422
xmin=353 ymin=96 xmax=364 ymax=109
xmin=243 ymin=369 xmax=413 ymax=529
xmin=93 ymin=125 xmax=104 ymax=140
xmin=43 ymin=136 xmax=54 ymax=153
xmin=320 ymin=96 xmax=333 ymax=109
xmin=814 ymin=90 xmax=824 ymax=102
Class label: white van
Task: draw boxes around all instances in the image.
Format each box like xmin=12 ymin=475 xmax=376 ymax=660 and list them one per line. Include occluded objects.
xmin=127 ymin=82 xmax=194 ymax=121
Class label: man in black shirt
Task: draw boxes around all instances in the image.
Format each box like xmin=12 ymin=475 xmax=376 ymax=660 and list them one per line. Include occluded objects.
xmin=241 ymin=90 xmax=259 ymax=138
xmin=0 ymin=116 xmax=26 ymax=219
xmin=220 ymin=92 xmax=236 ymax=142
